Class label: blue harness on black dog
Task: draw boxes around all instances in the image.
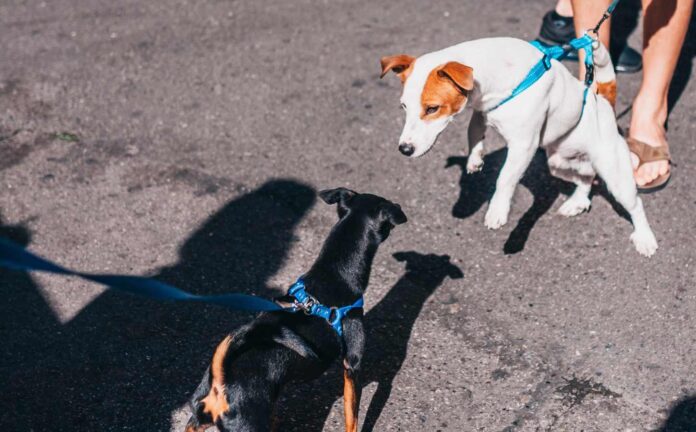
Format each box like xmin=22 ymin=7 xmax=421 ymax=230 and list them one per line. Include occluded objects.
xmin=287 ymin=278 xmax=363 ymax=336
xmin=0 ymin=237 xmax=362 ymax=337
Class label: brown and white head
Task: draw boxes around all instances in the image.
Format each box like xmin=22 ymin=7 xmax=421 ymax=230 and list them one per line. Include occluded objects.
xmin=380 ymin=54 xmax=474 ymax=158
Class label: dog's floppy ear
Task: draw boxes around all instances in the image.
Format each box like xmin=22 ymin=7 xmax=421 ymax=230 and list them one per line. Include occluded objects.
xmin=380 ymin=55 xmax=415 ymax=80
xmin=380 ymin=202 xmax=407 ymax=225
xmin=319 ymin=187 xmax=357 ymax=206
xmin=437 ymin=62 xmax=474 ymax=93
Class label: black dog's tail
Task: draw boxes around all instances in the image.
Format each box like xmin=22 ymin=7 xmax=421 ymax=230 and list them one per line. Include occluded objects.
xmin=186 ymin=334 xmax=237 ymax=431
xmin=185 ymin=366 xmax=214 ymax=432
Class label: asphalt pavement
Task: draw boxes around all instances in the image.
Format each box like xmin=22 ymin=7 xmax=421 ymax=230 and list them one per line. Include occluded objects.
xmin=1 ymin=0 xmax=695 ymax=430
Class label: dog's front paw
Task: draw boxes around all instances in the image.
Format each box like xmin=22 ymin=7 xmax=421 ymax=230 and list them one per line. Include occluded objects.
xmin=484 ymin=200 xmax=510 ymax=229
xmin=558 ymin=196 xmax=591 ymax=217
xmin=466 ymin=153 xmax=484 ymax=174
xmin=631 ymin=229 xmax=658 ymax=257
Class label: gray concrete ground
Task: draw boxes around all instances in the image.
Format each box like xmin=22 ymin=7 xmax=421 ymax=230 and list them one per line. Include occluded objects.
xmin=1 ymin=0 xmax=695 ymax=430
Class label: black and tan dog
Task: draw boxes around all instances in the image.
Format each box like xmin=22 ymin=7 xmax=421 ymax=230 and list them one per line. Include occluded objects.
xmin=185 ymin=187 xmax=406 ymax=432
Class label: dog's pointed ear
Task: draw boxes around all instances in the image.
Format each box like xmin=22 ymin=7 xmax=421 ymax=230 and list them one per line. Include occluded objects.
xmin=380 ymin=202 xmax=407 ymax=225
xmin=319 ymin=188 xmax=357 ymax=206
xmin=380 ymin=55 xmax=416 ymax=80
xmin=449 ymin=264 xmax=464 ymax=279
xmin=392 ymin=251 xmax=415 ymax=263
xmin=437 ymin=62 xmax=474 ymax=93
xmin=440 ymin=255 xmax=464 ymax=279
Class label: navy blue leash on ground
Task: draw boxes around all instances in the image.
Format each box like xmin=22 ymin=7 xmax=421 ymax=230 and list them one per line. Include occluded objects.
xmin=487 ymin=0 xmax=620 ymax=113
xmin=0 ymin=237 xmax=362 ymax=336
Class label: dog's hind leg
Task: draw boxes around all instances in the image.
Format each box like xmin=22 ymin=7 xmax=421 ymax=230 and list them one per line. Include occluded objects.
xmin=343 ymin=368 xmax=360 ymax=432
xmin=466 ymin=110 xmax=487 ymax=173
xmin=590 ymin=135 xmax=658 ymax=256
xmin=341 ymin=313 xmax=364 ymax=432
xmin=558 ymin=181 xmax=592 ymax=217
xmin=185 ymin=368 xmax=214 ymax=432
xmin=546 ymin=151 xmax=594 ymax=217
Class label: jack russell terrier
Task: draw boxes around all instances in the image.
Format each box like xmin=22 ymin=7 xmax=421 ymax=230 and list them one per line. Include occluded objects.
xmin=381 ymin=37 xmax=657 ymax=256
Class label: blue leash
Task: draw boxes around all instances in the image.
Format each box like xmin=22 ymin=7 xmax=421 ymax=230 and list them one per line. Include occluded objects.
xmin=593 ymin=0 xmax=621 ymax=34
xmin=0 ymin=237 xmax=363 ymax=336
xmin=487 ymin=0 xmax=621 ymax=113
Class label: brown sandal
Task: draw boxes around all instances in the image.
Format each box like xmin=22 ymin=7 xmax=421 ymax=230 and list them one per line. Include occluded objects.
xmin=626 ymin=136 xmax=672 ymax=194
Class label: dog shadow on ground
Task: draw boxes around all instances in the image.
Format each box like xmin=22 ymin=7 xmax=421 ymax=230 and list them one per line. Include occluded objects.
xmin=656 ymin=395 xmax=696 ymax=432
xmin=0 ymin=179 xmax=315 ymax=431
xmin=446 ymin=149 xmax=633 ymax=254
xmin=278 ymin=251 xmax=463 ymax=432
xmin=446 ymin=149 xmax=561 ymax=254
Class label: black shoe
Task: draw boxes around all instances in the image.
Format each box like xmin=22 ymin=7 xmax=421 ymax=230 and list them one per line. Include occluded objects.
xmin=536 ymin=10 xmax=642 ymax=73
xmin=615 ymin=45 xmax=642 ymax=73
xmin=538 ymin=10 xmax=575 ymax=45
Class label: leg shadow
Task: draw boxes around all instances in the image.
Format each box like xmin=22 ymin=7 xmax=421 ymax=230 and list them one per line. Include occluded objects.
xmin=447 ymin=150 xmax=561 ymax=254
xmin=0 ymin=179 xmax=315 ymax=431
xmin=278 ymin=252 xmax=463 ymax=432
xmin=656 ymin=395 xmax=696 ymax=432
xmin=446 ymin=150 xmax=505 ymax=220
xmin=504 ymin=152 xmax=562 ymax=254
xmin=360 ymin=252 xmax=463 ymax=432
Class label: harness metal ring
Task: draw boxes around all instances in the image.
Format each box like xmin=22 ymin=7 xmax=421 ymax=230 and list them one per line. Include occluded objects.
xmin=328 ymin=307 xmax=339 ymax=323
xmin=584 ymin=30 xmax=601 ymax=50
xmin=293 ymin=297 xmax=316 ymax=315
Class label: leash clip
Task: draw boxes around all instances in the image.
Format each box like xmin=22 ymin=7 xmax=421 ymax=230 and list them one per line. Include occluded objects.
xmin=592 ymin=11 xmax=611 ymax=35
xmin=584 ymin=29 xmax=601 ymax=50
xmin=294 ymin=295 xmax=317 ymax=315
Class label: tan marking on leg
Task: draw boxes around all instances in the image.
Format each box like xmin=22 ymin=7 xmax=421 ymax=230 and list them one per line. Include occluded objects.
xmin=201 ymin=335 xmax=233 ymax=422
xmin=343 ymin=369 xmax=358 ymax=432
xmin=596 ymin=80 xmax=617 ymax=108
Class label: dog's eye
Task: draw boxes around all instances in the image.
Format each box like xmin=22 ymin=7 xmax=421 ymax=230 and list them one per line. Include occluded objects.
xmin=400 ymin=103 xmax=407 ymax=111
xmin=425 ymin=105 xmax=440 ymax=115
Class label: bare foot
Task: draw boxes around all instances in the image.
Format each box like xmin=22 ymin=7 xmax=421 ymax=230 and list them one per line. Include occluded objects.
xmin=628 ymin=95 xmax=671 ymax=187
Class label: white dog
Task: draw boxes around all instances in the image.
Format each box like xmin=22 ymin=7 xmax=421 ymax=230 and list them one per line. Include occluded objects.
xmin=381 ymin=37 xmax=657 ymax=256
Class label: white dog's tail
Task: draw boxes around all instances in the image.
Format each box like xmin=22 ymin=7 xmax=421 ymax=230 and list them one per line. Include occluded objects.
xmin=593 ymin=41 xmax=617 ymax=108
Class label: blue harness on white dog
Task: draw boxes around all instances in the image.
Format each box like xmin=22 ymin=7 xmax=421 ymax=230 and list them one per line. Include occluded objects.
xmin=486 ymin=0 xmax=621 ymax=114
xmin=486 ymin=34 xmax=596 ymax=114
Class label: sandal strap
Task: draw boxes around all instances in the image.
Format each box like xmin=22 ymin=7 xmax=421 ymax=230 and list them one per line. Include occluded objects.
xmin=626 ymin=137 xmax=671 ymax=167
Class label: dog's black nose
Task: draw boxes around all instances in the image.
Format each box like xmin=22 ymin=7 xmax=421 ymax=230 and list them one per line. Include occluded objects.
xmin=399 ymin=143 xmax=415 ymax=156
